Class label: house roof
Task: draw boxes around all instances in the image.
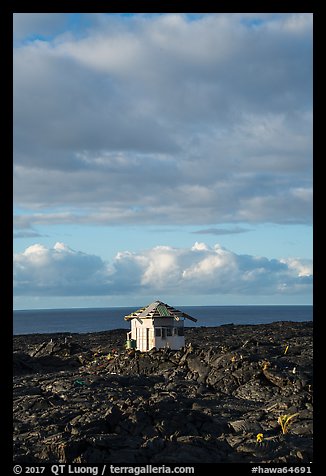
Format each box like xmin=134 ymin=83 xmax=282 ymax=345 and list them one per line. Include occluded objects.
xmin=124 ymin=300 xmax=198 ymax=322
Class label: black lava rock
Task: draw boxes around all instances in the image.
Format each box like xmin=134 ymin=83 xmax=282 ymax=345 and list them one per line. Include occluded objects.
xmin=13 ymin=322 xmax=313 ymax=464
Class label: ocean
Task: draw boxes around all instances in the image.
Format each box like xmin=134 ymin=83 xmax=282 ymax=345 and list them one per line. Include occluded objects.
xmin=13 ymin=305 xmax=312 ymax=335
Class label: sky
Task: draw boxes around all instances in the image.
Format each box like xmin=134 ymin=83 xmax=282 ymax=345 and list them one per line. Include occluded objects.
xmin=13 ymin=13 xmax=313 ymax=310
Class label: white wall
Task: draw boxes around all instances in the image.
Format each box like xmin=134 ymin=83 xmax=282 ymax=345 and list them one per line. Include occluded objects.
xmin=129 ymin=317 xmax=185 ymax=351
xmin=131 ymin=319 xmax=155 ymax=351
xmin=154 ymin=334 xmax=185 ymax=350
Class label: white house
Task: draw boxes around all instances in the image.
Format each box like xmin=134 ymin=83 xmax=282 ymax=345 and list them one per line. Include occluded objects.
xmin=124 ymin=300 xmax=197 ymax=352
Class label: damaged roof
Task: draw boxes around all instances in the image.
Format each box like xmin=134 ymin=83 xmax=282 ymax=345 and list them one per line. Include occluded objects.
xmin=124 ymin=300 xmax=198 ymax=322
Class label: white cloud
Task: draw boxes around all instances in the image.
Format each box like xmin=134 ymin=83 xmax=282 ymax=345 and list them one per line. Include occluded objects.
xmin=13 ymin=13 xmax=312 ymax=227
xmin=14 ymin=242 xmax=109 ymax=296
xmin=279 ymin=13 xmax=313 ymax=33
xmin=13 ymin=13 xmax=69 ymax=41
xmin=192 ymin=242 xmax=209 ymax=251
xmin=13 ymin=242 xmax=313 ymax=298
xmin=183 ymin=244 xmax=237 ymax=280
xmin=280 ymin=257 xmax=313 ymax=277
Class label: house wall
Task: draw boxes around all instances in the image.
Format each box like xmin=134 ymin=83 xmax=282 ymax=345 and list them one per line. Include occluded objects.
xmin=131 ymin=319 xmax=155 ymax=351
xmin=130 ymin=317 xmax=185 ymax=351
xmin=154 ymin=334 xmax=185 ymax=350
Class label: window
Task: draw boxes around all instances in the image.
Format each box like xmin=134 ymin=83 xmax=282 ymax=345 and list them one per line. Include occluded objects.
xmin=177 ymin=327 xmax=184 ymax=336
xmin=155 ymin=327 xmax=175 ymax=338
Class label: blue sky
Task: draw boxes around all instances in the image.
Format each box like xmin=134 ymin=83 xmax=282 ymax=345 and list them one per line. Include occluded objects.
xmin=13 ymin=13 xmax=313 ymax=310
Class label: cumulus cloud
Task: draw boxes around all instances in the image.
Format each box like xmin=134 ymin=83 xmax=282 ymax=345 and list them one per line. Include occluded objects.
xmin=13 ymin=242 xmax=313 ymax=297
xmin=14 ymin=242 xmax=109 ymax=296
xmin=13 ymin=13 xmax=312 ymax=228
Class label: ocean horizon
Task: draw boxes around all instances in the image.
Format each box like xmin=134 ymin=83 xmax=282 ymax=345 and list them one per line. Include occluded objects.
xmin=13 ymin=304 xmax=313 ymax=336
